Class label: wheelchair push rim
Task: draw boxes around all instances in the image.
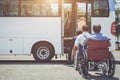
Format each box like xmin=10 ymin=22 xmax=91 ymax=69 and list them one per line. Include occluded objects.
xmin=106 ymin=52 xmax=115 ymax=77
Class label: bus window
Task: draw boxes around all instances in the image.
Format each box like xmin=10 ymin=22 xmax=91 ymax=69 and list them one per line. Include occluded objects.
xmin=77 ymin=3 xmax=86 ymax=31
xmin=0 ymin=0 xmax=19 ymax=16
xmin=41 ymin=0 xmax=59 ymax=16
xmin=0 ymin=0 xmax=6 ymax=16
xmin=64 ymin=4 xmax=72 ymax=20
xmin=92 ymin=0 xmax=109 ymax=17
xmin=64 ymin=3 xmax=72 ymax=36
xmin=0 ymin=0 xmax=59 ymax=17
xmin=21 ymin=0 xmax=59 ymax=17
xmin=21 ymin=0 xmax=36 ymax=16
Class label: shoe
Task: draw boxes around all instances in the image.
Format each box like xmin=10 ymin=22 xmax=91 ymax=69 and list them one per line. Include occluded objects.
xmin=82 ymin=73 xmax=91 ymax=79
xmin=75 ymin=67 xmax=79 ymax=71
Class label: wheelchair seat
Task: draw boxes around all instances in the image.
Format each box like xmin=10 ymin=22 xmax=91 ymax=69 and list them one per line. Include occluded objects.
xmin=87 ymin=39 xmax=110 ymax=61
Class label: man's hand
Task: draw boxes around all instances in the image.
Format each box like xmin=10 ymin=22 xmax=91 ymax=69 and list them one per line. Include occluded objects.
xmin=71 ymin=46 xmax=78 ymax=60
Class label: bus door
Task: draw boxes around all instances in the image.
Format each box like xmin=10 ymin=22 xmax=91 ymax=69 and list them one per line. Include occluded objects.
xmin=63 ymin=1 xmax=73 ymax=37
xmin=75 ymin=1 xmax=92 ymax=33
xmin=63 ymin=0 xmax=92 ymax=37
xmin=63 ymin=1 xmax=74 ymax=50
xmin=63 ymin=1 xmax=92 ymax=62
xmin=63 ymin=1 xmax=92 ymax=41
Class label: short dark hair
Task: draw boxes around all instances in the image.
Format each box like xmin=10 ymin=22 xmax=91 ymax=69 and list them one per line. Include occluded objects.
xmin=82 ymin=25 xmax=90 ymax=31
xmin=76 ymin=30 xmax=82 ymax=35
xmin=93 ymin=24 xmax=101 ymax=33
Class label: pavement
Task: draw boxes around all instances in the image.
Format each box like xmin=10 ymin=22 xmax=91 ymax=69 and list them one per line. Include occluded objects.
xmin=0 ymin=51 xmax=119 ymax=80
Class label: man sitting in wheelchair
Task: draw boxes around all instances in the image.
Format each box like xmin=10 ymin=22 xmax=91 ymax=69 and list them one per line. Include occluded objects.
xmin=76 ymin=24 xmax=115 ymax=78
xmin=83 ymin=24 xmax=111 ymax=62
xmin=78 ymin=24 xmax=115 ymax=77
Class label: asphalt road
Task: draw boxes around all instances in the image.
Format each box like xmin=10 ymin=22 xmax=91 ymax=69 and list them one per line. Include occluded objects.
xmin=0 ymin=51 xmax=120 ymax=80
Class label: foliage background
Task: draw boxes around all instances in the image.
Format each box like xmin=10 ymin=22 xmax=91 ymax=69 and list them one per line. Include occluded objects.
xmin=114 ymin=0 xmax=120 ymax=15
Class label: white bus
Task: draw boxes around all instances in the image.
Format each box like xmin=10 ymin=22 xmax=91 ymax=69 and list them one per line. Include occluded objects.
xmin=0 ymin=0 xmax=116 ymax=62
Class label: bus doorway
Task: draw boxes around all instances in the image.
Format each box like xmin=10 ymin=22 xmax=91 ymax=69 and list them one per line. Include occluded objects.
xmin=63 ymin=0 xmax=92 ymax=63
xmin=64 ymin=1 xmax=73 ymax=37
xmin=64 ymin=1 xmax=92 ymax=37
xmin=76 ymin=2 xmax=92 ymax=33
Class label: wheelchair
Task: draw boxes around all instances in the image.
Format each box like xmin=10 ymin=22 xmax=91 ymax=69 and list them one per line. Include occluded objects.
xmin=77 ymin=40 xmax=115 ymax=78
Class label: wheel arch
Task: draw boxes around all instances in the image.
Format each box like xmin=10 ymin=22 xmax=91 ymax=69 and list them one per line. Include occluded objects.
xmin=31 ymin=41 xmax=55 ymax=55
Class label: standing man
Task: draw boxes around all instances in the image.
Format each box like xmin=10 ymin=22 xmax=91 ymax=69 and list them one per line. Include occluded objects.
xmin=71 ymin=25 xmax=91 ymax=70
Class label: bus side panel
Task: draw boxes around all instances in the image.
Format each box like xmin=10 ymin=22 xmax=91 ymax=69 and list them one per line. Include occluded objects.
xmin=91 ymin=11 xmax=115 ymax=51
xmin=22 ymin=17 xmax=62 ymax=55
xmin=0 ymin=37 xmax=23 ymax=54
xmin=0 ymin=17 xmax=62 ymax=55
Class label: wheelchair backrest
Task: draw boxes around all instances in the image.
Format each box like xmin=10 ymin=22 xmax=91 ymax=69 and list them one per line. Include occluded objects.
xmin=87 ymin=39 xmax=110 ymax=60
xmin=87 ymin=39 xmax=109 ymax=50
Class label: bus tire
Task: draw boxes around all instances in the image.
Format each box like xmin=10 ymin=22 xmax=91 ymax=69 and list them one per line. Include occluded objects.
xmin=32 ymin=42 xmax=55 ymax=62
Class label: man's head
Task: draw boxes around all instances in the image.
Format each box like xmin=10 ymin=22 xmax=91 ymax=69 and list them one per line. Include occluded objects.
xmin=93 ymin=24 xmax=101 ymax=33
xmin=82 ymin=25 xmax=90 ymax=32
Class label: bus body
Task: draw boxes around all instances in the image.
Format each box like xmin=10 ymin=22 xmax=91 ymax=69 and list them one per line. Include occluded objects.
xmin=91 ymin=0 xmax=116 ymax=50
xmin=0 ymin=0 xmax=116 ymax=61
xmin=0 ymin=17 xmax=61 ymax=54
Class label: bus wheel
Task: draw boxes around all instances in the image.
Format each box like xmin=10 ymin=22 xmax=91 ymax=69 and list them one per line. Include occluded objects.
xmin=32 ymin=42 xmax=55 ymax=62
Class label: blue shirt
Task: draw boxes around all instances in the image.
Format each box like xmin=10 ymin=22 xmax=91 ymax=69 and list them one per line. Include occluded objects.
xmin=88 ymin=33 xmax=108 ymax=40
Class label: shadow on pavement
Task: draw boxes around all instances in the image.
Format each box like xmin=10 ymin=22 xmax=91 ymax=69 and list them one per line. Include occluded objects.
xmin=115 ymin=60 xmax=120 ymax=65
xmin=86 ymin=74 xmax=119 ymax=80
xmin=0 ymin=60 xmax=67 ymax=65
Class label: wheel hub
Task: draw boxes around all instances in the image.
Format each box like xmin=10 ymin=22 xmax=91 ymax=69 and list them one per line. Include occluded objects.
xmin=37 ymin=46 xmax=49 ymax=59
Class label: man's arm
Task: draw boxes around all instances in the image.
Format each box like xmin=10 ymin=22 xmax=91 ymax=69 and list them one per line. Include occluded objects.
xmin=71 ymin=46 xmax=78 ymax=60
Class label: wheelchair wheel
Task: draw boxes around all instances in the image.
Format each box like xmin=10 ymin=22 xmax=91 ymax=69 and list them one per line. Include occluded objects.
xmin=107 ymin=52 xmax=115 ymax=77
xmin=75 ymin=53 xmax=80 ymax=71
xmin=78 ymin=51 xmax=88 ymax=78
xmin=102 ymin=62 xmax=107 ymax=75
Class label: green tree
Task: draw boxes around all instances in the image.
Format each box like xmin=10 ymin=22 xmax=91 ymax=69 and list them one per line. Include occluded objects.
xmin=114 ymin=0 xmax=120 ymax=15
